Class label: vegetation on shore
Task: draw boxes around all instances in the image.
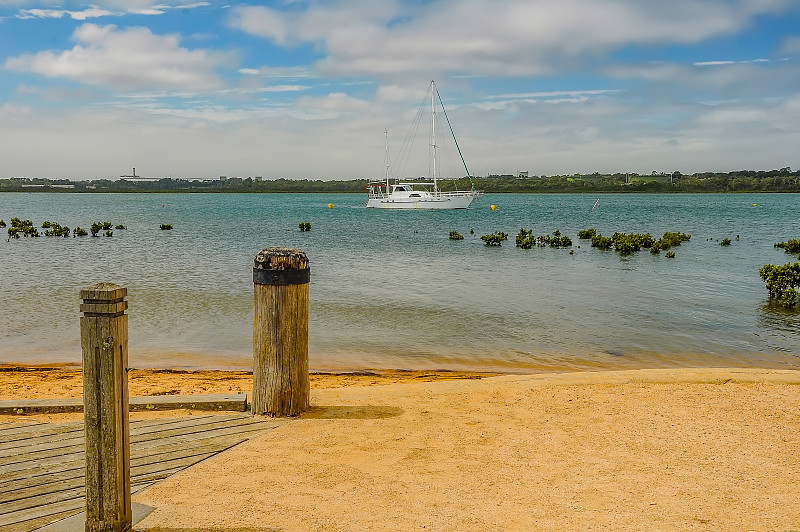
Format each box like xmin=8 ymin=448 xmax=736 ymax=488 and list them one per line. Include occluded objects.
xmin=3 ymin=167 xmax=800 ymax=194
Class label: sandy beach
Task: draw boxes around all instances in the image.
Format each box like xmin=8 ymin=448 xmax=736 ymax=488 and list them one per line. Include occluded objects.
xmin=2 ymin=366 xmax=800 ymax=530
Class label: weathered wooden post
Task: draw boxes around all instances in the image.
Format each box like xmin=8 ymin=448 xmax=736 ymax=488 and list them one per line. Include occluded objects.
xmin=80 ymin=283 xmax=131 ymax=532
xmin=252 ymin=247 xmax=310 ymax=416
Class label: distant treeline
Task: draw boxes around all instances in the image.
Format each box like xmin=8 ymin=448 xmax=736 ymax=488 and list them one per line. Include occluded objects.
xmin=2 ymin=168 xmax=799 ymax=193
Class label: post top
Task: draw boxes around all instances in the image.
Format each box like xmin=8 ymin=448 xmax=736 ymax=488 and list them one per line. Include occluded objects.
xmin=80 ymin=282 xmax=127 ymax=301
xmin=254 ymin=247 xmax=309 ymax=271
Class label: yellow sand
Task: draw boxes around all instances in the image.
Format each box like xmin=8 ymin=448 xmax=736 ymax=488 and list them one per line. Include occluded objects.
xmin=124 ymin=368 xmax=800 ymax=531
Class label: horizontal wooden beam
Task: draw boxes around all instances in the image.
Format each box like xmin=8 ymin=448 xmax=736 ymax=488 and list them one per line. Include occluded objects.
xmin=0 ymin=394 xmax=247 ymax=415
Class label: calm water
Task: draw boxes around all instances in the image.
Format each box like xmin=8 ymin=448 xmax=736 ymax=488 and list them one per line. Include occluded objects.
xmin=1 ymin=192 xmax=799 ymax=372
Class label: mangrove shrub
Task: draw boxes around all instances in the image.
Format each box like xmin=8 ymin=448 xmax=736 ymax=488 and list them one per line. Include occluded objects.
xmin=775 ymin=239 xmax=800 ymax=254
xmin=481 ymin=232 xmax=508 ymax=246
xmin=759 ymin=262 xmax=800 ymax=308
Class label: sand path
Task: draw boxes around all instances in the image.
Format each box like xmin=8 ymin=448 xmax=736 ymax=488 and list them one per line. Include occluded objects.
xmin=131 ymin=368 xmax=800 ymax=531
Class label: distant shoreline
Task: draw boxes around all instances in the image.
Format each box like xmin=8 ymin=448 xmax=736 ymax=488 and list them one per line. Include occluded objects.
xmin=3 ymin=169 xmax=800 ymax=194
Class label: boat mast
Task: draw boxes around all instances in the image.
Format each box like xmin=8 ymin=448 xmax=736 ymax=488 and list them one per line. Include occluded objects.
xmin=384 ymin=128 xmax=390 ymax=194
xmin=430 ymin=80 xmax=438 ymax=194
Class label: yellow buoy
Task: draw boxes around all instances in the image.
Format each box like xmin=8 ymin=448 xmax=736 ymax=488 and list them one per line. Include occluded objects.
xmin=752 ymin=203 xmax=756 ymax=207
xmin=490 ymin=204 xmax=496 ymax=211
xmin=328 ymin=203 xmax=333 ymax=209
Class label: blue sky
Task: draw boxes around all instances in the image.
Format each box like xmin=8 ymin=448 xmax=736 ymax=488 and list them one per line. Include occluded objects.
xmin=1 ymin=0 xmax=799 ymax=180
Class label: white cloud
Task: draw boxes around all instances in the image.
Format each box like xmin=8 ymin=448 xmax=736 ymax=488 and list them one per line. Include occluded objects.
xmin=694 ymin=58 xmax=771 ymax=66
xmin=227 ymin=0 xmax=794 ymax=79
xmin=227 ymin=5 xmax=289 ymax=45
xmin=236 ymin=65 xmax=313 ymax=78
xmin=10 ymin=1 xmax=210 ymax=19
xmin=288 ymin=92 xmax=372 ymax=120
xmin=16 ymin=7 xmax=114 ymax=20
xmin=4 ymin=23 xmax=229 ymax=91
xmin=780 ymin=35 xmax=800 ymax=54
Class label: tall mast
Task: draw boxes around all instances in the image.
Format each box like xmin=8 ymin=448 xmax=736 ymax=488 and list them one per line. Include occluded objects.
xmin=430 ymin=80 xmax=438 ymax=193
xmin=384 ymin=128 xmax=390 ymax=193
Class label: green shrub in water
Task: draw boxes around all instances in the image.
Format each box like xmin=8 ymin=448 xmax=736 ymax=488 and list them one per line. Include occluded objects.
xmin=591 ymin=234 xmax=613 ymax=250
xmin=449 ymin=230 xmax=464 ymax=240
xmin=8 ymin=218 xmax=39 ymax=238
xmin=775 ymin=239 xmax=800 ymax=254
xmin=481 ymin=232 xmax=508 ymax=246
xmin=759 ymin=262 xmax=800 ymax=307
xmin=515 ymin=228 xmax=534 ymax=249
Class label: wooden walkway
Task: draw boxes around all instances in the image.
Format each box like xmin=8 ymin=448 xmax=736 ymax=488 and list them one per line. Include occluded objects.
xmin=0 ymin=414 xmax=284 ymax=531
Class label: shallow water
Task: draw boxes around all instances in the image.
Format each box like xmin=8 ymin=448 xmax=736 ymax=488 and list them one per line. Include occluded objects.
xmin=1 ymin=192 xmax=798 ymax=371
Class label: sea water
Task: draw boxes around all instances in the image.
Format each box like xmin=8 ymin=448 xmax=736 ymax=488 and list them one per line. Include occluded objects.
xmin=1 ymin=192 xmax=798 ymax=372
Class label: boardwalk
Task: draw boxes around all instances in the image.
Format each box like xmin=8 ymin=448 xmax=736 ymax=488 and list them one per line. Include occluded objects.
xmin=0 ymin=414 xmax=284 ymax=531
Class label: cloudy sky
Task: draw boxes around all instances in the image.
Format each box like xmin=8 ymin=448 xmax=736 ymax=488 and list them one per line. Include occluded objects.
xmin=1 ymin=0 xmax=799 ymax=180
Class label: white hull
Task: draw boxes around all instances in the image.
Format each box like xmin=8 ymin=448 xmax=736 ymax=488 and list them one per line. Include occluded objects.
xmin=366 ymin=193 xmax=477 ymax=209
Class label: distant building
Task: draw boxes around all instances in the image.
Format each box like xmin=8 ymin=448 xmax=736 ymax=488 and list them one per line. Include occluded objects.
xmin=255 ymin=176 xmax=263 ymax=181
xmin=518 ymin=171 xmax=528 ymax=178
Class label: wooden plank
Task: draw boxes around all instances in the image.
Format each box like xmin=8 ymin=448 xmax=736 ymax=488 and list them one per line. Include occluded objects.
xmin=0 ymin=499 xmax=84 ymax=529
xmin=0 ymin=393 xmax=247 ymax=416
xmin=129 ymin=421 xmax=277 ymax=451
xmin=0 ymin=452 xmax=218 ymax=509
xmin=0 ymin=450 xmax=84 ymax=478
xmin=130 ymin=393 xmax=247 ymax=412
xmin=131 ymin=417 xmax=271 ymax=444
xmin=0 ymin=484 xmax=84 ymax=516
xmin=0 ymin=422 xmax=82 ymax=444
xmin=130 ymin=414 xmax=248 ymax=437
xmin=0 ymin=428 xmax=268 ymax=482
xmin=0 ymin=421 xmax=47 ymax=436
xmin=0 ymin=416 xmax=272 ymax=464
xmin=0 ymin=415 xmax=280 ymax=531
xmin=0 ymin=398 xmax=82 ymax=415
xmin=0 ymin=507 xmax=81 ymax=532
xmin=0 ymin=432 xmax=84 ymax=458
xmin=0 ymin=442 xmax=85 ymax=467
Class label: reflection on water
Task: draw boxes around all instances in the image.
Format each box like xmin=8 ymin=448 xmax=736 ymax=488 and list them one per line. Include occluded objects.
xmin=1 ymin=192 xmax=799 ymax=371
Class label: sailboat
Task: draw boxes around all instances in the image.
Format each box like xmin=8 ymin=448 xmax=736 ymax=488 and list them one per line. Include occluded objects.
xmin=366 ymin=80 xmax=483 ymax=209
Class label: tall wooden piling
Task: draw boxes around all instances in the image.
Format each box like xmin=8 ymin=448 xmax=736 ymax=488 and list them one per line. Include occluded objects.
xmin=80 ymin=283 xmax=131 ymax=532
xmin=252 ymin=247 xmax=310 ymax=416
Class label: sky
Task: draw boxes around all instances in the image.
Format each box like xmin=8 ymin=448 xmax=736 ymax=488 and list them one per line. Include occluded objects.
xmin=1 ymin=0 xmax=799 ymax=180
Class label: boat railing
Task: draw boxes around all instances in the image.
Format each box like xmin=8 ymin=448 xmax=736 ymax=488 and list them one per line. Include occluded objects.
xmin=432 ymin=189 xmax=484 ymax=198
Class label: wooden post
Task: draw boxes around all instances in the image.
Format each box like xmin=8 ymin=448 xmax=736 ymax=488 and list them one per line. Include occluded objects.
xmin=80 ymin=283 xmax=131 ymax=532
xmin=252 ymin=247 xmax=310 ymax=416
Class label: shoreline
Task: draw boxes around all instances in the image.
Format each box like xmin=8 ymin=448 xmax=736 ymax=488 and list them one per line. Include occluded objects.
xmin=0 ymin=363 xmax=503 ymax=402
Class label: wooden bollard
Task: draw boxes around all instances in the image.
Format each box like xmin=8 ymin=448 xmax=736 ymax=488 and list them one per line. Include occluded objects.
xmin=252 ymin=247 xmax=310 ymax=416
xmin=80 ymin=283 xmax=131 ymax=532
